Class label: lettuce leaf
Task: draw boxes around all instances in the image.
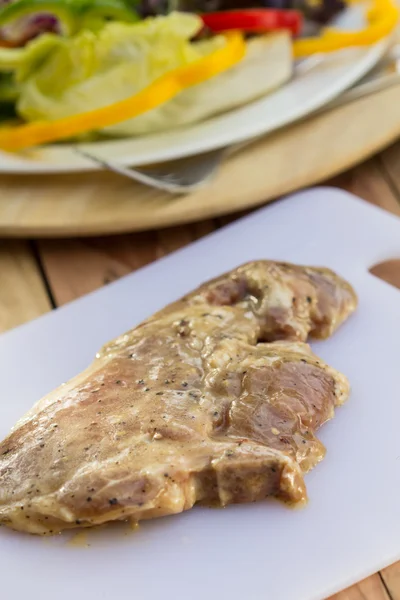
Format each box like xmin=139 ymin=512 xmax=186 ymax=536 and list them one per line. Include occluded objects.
xmin=0 ymin=72 xmax=19 ymax=102
xmin=13 ymin=12 xmax=227 ymax=131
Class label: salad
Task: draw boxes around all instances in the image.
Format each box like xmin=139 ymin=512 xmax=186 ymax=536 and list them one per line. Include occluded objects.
xmin=0 ymin=0 xmax=396 ymax=150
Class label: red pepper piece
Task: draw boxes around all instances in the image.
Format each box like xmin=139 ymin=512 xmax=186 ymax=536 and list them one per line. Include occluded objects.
xmin=201 ymin=9 xmax=303 ymax=36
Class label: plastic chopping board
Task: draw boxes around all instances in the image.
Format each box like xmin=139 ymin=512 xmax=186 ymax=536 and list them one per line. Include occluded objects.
xmin=1 ymin=187 xmax=400 ymax=600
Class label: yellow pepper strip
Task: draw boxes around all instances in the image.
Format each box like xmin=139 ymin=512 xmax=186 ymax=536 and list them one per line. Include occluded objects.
xmin=0 ymin=31 xmax=245 ymax=152
xmin=293 ymin=0 xmax=399 ymax=58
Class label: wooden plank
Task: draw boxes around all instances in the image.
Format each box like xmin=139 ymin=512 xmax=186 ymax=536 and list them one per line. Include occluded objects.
xmin=328 ymin=574 xmax=391 ymax=600
xmin=0 ymin=240 xmax=51 ymax=333
xmin=35 ymin=235 xmax=153 ymax=307
xmin=328 ymin=157 xmax=400 ymax=216
xmin=37 ymin=220 xmax=217 ymax=305
xmin=154 ymin=220 xmax=216 ymax=256
xmin=379 ymin=140 xmax=400 ymax=208
xmin=382 ymin=564 xmax=400 ymax=600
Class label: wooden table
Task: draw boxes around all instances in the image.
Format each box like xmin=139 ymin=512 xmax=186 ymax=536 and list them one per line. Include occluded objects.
xmin=2 ymin=143 xmax=400 ymax=600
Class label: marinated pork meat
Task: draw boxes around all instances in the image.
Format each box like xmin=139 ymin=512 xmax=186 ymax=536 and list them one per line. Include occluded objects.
xmin=0 ymin=261 xmax=357 ymax=535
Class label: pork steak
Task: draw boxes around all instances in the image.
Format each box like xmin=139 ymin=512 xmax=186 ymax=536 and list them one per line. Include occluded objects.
xmin=0 ymin=261 xmax=357 ymax=534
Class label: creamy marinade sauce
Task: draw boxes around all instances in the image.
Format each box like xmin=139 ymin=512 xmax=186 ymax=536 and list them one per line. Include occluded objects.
xmin=0 ymin=261 xmax=357 ymax=535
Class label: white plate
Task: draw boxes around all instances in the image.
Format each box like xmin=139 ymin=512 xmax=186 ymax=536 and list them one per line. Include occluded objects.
xmin=1 ymin=188 xmax=400 ymax=600
xmin=0 ymin=4 xmax=392 ymax=173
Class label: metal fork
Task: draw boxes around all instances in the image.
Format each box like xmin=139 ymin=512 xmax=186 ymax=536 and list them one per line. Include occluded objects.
xmin=74 ymin=45 xmax=400 ymax=195
xmin=74 ymin=145 xmax=229 ymax=194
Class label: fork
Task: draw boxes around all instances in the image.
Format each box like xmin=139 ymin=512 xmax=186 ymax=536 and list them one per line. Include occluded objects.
xmin=74 ymin=45 xmax=400 ymax=195
xmin=73 ymin=145 xmax=229 ymax=194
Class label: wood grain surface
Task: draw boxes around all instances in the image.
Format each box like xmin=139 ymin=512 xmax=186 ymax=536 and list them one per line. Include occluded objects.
xmin=1 ymin=147 xmax=400 ymax=598
xmin=0 ymin=240 xmax=51 ymax=331
xmin=1 ymin=82 xmax=400 ymax=237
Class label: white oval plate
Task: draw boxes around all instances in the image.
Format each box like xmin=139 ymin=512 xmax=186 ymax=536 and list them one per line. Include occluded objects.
xmin=0 ymin=3 xmax=392 ymax=173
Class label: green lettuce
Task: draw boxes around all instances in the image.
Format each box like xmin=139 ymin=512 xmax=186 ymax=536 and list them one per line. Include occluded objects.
xmin=8 ymin=12 xmax=226 ymax=135
xmin=0 ymin=73 xmax=19 ymax=102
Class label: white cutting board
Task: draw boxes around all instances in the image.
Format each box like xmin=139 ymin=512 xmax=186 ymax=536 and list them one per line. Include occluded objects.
xmin=1 ymin=187 xmax=400 ymax=600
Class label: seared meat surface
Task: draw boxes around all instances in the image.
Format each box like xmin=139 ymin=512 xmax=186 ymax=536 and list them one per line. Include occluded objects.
xmin=0 ymin=261 xmax=357 ymax=534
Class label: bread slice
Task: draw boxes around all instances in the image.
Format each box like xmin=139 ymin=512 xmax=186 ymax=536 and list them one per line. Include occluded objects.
xmin=104 ymin=31 xmax=292 ymax=136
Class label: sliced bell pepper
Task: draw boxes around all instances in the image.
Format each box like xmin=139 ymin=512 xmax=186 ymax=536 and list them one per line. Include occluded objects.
xmin=201 ymin=9 xmax=303 ymax=36
xmin=292 ymin=0 xmax=399 ymax=57
xmin=0 ymin=31 xmax=245 ymax=151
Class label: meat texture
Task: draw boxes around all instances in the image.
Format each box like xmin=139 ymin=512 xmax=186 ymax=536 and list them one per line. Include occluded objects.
xmin=0 ymin=261 xmax=357 ymax=534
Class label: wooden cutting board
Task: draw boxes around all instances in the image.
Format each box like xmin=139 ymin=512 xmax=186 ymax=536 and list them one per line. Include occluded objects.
xmin=1 ymin=82 xmax=400 ymax=238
